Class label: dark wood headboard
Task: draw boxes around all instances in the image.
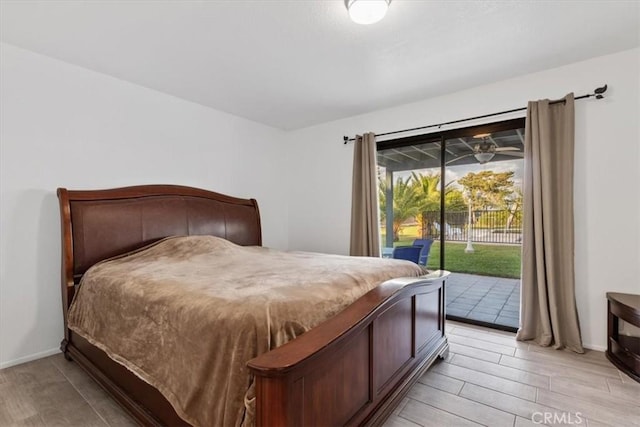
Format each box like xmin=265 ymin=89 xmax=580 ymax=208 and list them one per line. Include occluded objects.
xmin=57 ymin=185 xmax=262 ymax=312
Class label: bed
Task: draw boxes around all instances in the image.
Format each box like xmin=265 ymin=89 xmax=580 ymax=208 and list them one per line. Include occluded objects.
xmin=57 ymin=184 xmax=449 ymax=426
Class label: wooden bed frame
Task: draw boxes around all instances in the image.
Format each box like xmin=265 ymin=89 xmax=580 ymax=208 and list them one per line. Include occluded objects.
xmin=57 ymin=184 xmax=448 ymax=426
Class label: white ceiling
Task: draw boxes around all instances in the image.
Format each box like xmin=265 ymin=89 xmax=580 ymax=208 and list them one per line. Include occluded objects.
xmin=1 ymin=1 xmax=638 ymax=130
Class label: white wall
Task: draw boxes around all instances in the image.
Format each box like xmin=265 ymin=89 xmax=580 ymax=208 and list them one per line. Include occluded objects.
xmin=2 ymin=43 xmax=638 ymax=367
xmin=0 ymin=43 xmax=288 ymax=368
xmin=286 ymin=48 xmax=640 ymax=351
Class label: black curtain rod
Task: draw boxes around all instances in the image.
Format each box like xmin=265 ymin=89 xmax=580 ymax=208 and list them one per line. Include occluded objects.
xmin=343 ymin=84 xmax=608 ymax=144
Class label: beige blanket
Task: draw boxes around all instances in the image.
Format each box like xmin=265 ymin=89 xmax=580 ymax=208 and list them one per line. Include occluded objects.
xmin=68 ymin=236 xmax=424 ymax=427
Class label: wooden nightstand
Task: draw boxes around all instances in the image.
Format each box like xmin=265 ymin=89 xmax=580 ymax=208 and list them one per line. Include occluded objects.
xmin=606 ymin=292 xmax=640 ymax=383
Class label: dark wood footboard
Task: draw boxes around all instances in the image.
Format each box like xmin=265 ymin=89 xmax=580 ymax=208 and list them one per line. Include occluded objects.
xmin=248 ymin=271 xmax=448 ymax=427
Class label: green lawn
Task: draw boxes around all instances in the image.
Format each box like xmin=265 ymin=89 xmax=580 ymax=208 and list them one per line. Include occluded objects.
xmin=383 ymin=235 xmax=521 ymax=279
xmin=428 ymin=242 xmax=521 ymax=279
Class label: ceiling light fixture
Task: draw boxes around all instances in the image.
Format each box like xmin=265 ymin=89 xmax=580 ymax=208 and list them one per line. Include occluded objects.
xmin=474 ymin=151 xmax=495 ymax=164
xmin=345 ymin=0 xmax=391 ymax=25
xmin=473 ymin=134 xmax=495 ymax=164
xmin=473 ymin=133 xmax=491 ymax=139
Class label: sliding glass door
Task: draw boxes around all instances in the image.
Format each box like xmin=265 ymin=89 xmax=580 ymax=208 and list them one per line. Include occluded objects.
xmin=442 ymin=129 xmax=524 ymax=330
xmin=376 ymin=119 xmax=525 ymax=331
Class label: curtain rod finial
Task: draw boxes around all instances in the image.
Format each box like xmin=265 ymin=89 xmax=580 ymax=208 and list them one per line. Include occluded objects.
xmin=594 ymin=84 xmax=607 ymax=99
xmin=343 ymin=136 xmax=349 ymax=144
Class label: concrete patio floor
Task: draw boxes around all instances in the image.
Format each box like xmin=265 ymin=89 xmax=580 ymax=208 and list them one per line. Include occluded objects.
xmin=446 ymin=272 xmax=520 ymax=329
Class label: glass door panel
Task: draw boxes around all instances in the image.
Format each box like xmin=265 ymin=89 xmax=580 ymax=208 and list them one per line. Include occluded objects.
xmin=376 ymin=140 xmax=442 ymax=268
xmin=443 ymin=129 xmax=524 ymax=330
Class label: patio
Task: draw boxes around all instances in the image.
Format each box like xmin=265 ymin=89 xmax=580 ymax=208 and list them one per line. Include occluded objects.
xmin=445 ymin=272 xmax=520 ymax=330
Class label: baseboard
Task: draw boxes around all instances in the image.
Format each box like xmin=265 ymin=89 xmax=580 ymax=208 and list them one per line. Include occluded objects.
xmin=0 ymin=347 xmax=60 ymax=370
xmin=583 ymin=343 xmax=606 ymax=352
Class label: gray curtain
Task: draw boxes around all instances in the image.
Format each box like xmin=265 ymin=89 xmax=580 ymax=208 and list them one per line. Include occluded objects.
xmin=516 ymin=93 xmax=583 ymax=353
xmin=350 ymin=133 xmax=381 ymax=257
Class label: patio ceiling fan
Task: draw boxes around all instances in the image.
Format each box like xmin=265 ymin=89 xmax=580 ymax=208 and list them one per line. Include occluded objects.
xmin=446 ymin=134 xmax=524 ymax=165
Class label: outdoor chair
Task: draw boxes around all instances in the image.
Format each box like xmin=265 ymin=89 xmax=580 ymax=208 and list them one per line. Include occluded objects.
xmin=391 ymin=246 xmax=421 ymax=264
xmin=412 ymin=238 xmax=434 ymax=266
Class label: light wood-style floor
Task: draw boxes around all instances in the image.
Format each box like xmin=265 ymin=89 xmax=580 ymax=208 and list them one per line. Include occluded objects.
xmin=385 ymin=322 xmax=640 ymax=427
xmin=1 ymin=321 xmax=638 ymax=426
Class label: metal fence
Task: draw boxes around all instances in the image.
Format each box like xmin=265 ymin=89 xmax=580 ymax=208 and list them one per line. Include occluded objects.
xmin=422 ymin=210 xmax=522 ymax=245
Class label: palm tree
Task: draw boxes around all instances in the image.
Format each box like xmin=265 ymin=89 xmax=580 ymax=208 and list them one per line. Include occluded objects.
xmin=392 ymin=177 xmax=421 ymax=241
xmin=379 ymin=177 xmax=420 ymax=241
xmin=411 ymin=172 xmax=441 ymax=238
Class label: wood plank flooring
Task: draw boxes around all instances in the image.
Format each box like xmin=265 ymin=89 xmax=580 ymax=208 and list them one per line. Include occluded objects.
xmin=0 ymin=321 xmax=638 ymax=426
xmin=385 ymin=322 xmax=640 ymax=427
xmin=0 ymin=354 xmax=136 ymax=426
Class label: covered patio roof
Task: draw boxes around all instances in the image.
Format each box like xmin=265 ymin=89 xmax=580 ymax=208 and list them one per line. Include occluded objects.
xmin=377 ymin=128 xmax=525 ymax=171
